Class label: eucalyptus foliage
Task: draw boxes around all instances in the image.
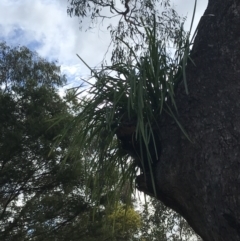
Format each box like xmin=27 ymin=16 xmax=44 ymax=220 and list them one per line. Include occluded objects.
xmin=68 ymin=0 xmax=186 ymax=63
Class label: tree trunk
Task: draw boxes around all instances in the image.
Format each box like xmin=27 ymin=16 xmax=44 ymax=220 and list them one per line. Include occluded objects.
xmin=137 ymin=1 xmax=240 ymax=240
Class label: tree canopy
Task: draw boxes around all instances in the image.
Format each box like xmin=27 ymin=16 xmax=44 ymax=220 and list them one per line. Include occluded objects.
xmin=0 ymin=42 xmax=146 ymax=241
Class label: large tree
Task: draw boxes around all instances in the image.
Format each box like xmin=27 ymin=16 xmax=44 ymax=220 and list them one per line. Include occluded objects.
xmin=67 ymin=0 xmax=240 ymax=240
xmin=145 ymin=1 xmax=240 ymax=240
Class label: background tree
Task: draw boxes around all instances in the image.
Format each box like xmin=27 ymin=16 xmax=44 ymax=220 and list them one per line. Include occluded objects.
xmin=0 ymin=41 xmax=75 ymax=240
xmin=0 ymin=42 xmax=142 ymax=241
xmin=66 ymin=0 xmax=240 ymax=240
xmin=139 ymin=198 xmax=201 ymax=241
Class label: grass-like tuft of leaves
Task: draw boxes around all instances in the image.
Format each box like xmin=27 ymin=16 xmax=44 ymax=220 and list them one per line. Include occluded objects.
xmin=55 ymin=7 xmax=196 ymax=202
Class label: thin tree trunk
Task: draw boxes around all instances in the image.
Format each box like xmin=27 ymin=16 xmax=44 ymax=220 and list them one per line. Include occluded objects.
xmin=137 ymin=1 xmax=240 ymax=240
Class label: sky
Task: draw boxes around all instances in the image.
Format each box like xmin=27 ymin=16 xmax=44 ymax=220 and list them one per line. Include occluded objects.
xmin=0 ymin=0 xmax=208 ymax=87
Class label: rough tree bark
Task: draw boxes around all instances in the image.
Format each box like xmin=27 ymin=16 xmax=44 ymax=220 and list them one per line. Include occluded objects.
xmin=137 ymin=1 xmax=240 ymax=240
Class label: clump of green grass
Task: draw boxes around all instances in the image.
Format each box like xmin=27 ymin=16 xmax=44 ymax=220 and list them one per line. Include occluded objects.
xmin=56 ymin=7 xmax=196 ymax=201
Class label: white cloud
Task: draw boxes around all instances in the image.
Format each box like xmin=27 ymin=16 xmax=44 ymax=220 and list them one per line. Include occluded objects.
xmin=0 ymin=0 xmax=208 ymax=84
xmin=0 ymin=0 xmax=111 ymax=80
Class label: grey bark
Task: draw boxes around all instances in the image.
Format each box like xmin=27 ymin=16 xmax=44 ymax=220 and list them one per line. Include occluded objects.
xmin=137 ymin=1 xmax=240 ymax=240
